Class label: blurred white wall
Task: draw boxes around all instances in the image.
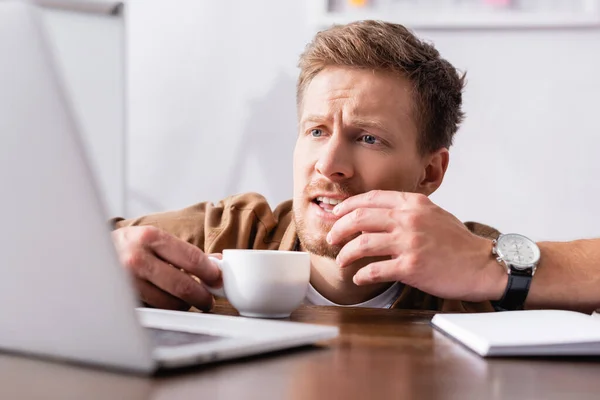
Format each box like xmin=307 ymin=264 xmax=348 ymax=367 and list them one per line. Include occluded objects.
xmin=126 ymin=0 xmax=311 ymax=214
xmin=127 ymin=0 xmax=600 ymax=241
xmin=423 ymin=29 xmax=600 ymax=241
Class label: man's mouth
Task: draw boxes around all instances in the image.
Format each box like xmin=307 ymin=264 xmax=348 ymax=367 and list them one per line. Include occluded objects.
xmin=312 ymin=196 xmax=344 ymax=213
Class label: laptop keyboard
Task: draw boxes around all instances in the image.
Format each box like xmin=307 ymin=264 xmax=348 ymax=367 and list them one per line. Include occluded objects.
xmin=146 ymin=327 xmax=226 ymax=348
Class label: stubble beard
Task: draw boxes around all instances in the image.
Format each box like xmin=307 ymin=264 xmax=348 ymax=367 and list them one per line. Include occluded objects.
xmin=293 ymin=180 xmax=359 ymax=259
xmin=294 ymin=212 xmax=343 ymax=259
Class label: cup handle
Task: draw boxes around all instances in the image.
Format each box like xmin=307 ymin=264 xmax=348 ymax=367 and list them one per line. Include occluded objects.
xmin=203 ymin=256 xmax=226 ymax=298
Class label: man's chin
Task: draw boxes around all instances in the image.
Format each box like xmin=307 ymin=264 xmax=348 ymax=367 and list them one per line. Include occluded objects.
xmin=299 ymin=237 xmax=342 ymax=259
xmin=294 ymin=210 xmax=344 ymax=258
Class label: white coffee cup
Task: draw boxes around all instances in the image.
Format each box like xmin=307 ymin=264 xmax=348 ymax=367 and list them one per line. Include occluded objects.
xmin=204 ymin=250 xmax=310 ymax=319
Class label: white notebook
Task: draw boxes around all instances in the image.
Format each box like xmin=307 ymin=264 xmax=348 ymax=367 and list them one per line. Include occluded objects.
xmin=431 ymin=309 xmax=600 ymax=357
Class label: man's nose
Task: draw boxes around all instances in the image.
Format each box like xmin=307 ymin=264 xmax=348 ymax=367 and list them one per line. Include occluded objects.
xmin=315 ymin=136 xmax=354 ymax=181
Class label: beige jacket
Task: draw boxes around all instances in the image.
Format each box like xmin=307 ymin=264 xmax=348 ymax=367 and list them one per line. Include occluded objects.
xmin=113 ymin=192 xmax=500 ymax=312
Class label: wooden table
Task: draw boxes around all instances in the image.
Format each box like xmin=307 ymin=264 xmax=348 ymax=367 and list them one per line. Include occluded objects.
xmin=2 ymin=302 xmax=600 ymax=400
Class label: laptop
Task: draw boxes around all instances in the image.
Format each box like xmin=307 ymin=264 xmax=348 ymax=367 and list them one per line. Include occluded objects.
xmin=0 ymin=0 xmax=338 ymax=374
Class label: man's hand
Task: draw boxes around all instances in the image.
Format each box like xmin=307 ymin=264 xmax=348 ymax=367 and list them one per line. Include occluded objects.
xmin=327 ymin=190 xmax=507 ymax=302
xmin=111 ymin=226 xmax=221 ymax=311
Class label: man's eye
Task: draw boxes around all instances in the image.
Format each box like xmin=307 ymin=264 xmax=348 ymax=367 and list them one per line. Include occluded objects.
xmin=310 ymin=129 xmax=323 ymax=137
xmin=360 ymin=135 xmax=378 ymax=145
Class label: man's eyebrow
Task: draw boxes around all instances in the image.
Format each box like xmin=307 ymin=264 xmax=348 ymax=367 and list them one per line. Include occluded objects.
xmin=300 ymin=114 xmax=330 ymax=126
xmin=349 ymin=118 xmax=391 ymax=134
xmin=300 ymin=115 xmax=393 ymax=134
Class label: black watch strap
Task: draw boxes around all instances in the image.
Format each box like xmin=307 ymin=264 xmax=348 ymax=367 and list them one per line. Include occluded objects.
xmin=491 ymin=267 xmax=532 ymax=311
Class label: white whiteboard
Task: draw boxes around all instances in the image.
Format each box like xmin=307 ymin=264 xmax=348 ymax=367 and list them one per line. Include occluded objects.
xmin=309 ymin=0 xmax=600 ymax=29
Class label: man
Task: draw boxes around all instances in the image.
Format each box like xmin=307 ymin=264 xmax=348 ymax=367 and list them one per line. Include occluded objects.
xmin=111 ymin=21 xmax=597 ymax=315
xmin=521 ymin=240 xmax=599 ymax=313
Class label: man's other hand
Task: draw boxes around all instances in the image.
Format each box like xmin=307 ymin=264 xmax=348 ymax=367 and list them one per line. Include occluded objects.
xmin=111 ymin=226 xmax=221 ymax=311
xmin=328 ymin=190 xmax=506 ymax=302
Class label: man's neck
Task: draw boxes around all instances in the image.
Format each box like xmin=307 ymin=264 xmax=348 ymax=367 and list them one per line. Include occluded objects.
xmin=308 ymin=253 xmax=393 ymax=305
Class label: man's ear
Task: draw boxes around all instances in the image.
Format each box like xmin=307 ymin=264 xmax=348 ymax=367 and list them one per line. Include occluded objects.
xmin=418 ymin=148 xmax=449 ymax=196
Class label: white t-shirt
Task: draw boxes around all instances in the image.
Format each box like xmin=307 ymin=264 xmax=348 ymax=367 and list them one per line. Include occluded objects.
xmin=304 ymin=282 xmax=403 ymax=309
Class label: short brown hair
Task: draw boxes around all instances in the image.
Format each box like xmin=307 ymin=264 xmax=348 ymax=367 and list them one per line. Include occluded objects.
xmin=297 ymin=20 xmax=465 ymax=154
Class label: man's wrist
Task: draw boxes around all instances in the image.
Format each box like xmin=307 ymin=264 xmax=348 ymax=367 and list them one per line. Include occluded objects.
xmin=486 ymin=257 xmax=508 ymax=302
xmin=478 ymin=238 xmax=507 ymax=302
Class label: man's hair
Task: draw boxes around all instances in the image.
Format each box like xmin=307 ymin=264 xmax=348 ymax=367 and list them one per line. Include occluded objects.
xmin=297 ymin=20 xmax=465 ymax=154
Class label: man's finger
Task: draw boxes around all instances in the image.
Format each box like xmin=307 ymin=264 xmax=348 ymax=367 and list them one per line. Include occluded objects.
xmin=145 ymin=230 xmax=221 ymax=286
xmin=353 ymin=259 xmax=401 ymax=286
xmin=333 ymin=190 xmax=422 ymax=218
xmin=328 ymin=208 xmax=394 ymax=245
xmin=201 ymin=253 xmax=223 ymax=288
xmin=136 ymin=252 xmax=215 ymax=312
xmin=336 ymin=233 xmax=397 ymax=267
xmin=134 ymin=278 xmax=189 ymax=311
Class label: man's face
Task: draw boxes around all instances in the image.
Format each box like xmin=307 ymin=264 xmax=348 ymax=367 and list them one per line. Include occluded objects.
xmin=293 ymin=66 xmax=433 ymax=259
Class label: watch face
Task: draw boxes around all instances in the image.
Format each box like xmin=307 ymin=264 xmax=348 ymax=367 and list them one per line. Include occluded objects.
xmin=496 ymin=233 xmax=541 ymax=268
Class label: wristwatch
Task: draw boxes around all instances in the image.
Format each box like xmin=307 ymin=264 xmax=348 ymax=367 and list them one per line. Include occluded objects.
xmin=491 ymin=233 xmax=541 ymax=311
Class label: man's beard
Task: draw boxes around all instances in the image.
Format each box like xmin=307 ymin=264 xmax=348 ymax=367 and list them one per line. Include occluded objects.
xmin=294 ymin=214 xmax=343 ymax=259
xmin=293 ymin=180 xmax=357 ymax=259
